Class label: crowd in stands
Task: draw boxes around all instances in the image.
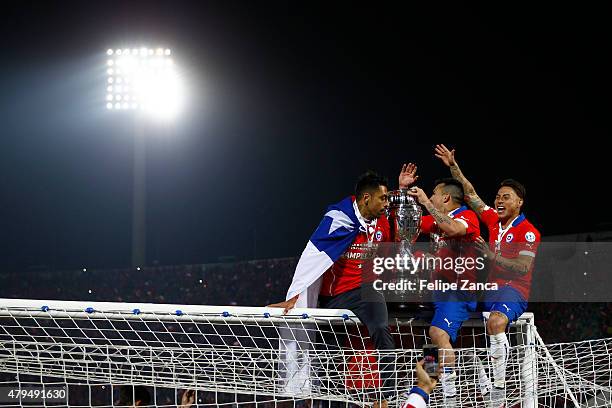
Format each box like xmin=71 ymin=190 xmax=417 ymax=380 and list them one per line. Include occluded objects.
xmin=1 ymin=258 xmax=295 ymax=308
xmin=1 ymin=256 xmax=609 ymax=344
xmin=0 ymin=256 xmax=610 ymax=407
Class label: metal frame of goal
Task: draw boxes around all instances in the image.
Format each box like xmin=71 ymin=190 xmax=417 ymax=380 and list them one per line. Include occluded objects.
xmin=0 ymin=298 xmax=610 ymax=407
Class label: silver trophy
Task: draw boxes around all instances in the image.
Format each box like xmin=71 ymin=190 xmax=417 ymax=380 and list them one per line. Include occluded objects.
xmin=388 ymin=189 xmax=422 ymax=250
xmin=387 ymin=189 xmax=423 ymax=301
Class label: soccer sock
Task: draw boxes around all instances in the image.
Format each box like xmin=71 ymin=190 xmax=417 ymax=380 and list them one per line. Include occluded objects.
xmin=440 ymin=367 xmax=457 ymax=397
xmin=489 ymin=332 xmax=509 ymax=388
xmin=475 ymin=355 xmax=492 ymax=394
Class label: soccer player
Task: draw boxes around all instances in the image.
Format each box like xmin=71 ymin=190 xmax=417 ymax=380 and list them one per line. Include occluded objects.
xmin=403 ymin=177 xmax=481 ymax=406
xmin=269 ymin=169 xmax=418 ymax=403
xmin=434 ymin=144 xmax=541 ymax=407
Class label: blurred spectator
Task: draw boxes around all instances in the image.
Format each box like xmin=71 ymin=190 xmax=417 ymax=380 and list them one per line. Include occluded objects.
xmin=0 ymin=256 xmax=608 ymax=343
xmin=118 ymin=385 xmax=150 ymax=407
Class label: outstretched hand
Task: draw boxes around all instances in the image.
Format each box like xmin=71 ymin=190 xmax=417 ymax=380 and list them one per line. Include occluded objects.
xmin=179 ymin=390 xmax=196 ymax=408
xmin=434 ymin=144 xmax=456 ymax=167
xmin=267 ymin=295 xmax=298 ymax=315
xmin=398 ymin=163 xmax=419 ymax=189
xmin=415 ymin=359 xmax=438 ymax=394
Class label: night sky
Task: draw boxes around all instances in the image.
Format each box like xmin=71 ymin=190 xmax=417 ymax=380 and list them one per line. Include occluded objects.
xmin=1 ymin=1 xmax=610 ymax=271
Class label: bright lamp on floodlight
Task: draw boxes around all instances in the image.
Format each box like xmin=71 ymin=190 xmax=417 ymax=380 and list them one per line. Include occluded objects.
xmin=104 ymin=46 xmax=183 ymax=120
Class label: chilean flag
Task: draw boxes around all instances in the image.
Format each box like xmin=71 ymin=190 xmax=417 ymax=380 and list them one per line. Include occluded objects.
xmin=286 ymin=196 xmax=360 ymax=307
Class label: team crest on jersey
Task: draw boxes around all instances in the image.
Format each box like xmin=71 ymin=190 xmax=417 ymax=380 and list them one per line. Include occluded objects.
xmin=525 ymin=231 xmax=536 ymax=242
xmin=506 ymin=233 xmax=514 ymax=242
xmin=375 ymin=230 xmax=383 ymax=241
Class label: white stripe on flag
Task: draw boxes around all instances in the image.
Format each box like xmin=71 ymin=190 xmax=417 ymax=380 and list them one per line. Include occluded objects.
xmin=286 ymin=241 xmax=334 ymax=304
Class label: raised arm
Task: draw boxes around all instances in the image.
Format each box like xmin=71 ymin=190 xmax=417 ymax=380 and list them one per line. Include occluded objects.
xmin=398 ymin=163 xmax=419 ymax=189
xmin=434 ymin=144 xmax=488 ymax=215
xmin=407 ymin=187 xmax=467 ymax=238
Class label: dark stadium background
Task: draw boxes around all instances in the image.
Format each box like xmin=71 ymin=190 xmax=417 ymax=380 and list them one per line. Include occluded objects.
xmin=1 ymin=1 xmax=609 ymax=269
xmin=1 ymin=2 xmax=610 ymax=343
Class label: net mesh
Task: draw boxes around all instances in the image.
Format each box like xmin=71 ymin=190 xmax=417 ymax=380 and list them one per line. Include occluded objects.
xmin=0 ymin=298 xmax=609 ymax=407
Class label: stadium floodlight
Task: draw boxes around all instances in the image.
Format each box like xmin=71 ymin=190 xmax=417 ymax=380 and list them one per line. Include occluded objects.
xmin=103 ymin=46 xmax=185 ymax=267
xmin=105 ymin=46 xmax=184 ymax=121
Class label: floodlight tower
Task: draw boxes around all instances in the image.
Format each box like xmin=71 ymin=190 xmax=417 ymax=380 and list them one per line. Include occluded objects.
xmin=105 ymin=47 xmax=183 ymax=267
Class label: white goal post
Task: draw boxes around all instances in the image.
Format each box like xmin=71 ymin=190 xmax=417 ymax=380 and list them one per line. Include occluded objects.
xmin=0 ymin=298 xmax=610 ymax=407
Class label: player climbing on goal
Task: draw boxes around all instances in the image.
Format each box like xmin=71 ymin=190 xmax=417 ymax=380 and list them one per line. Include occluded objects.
xmin=400 ymin=171 xmax=481 ymax=407
xmin=435 ymin=144 xmax=541 ymax=408
xmin=269 ymin=171 xmax=418 ymax=405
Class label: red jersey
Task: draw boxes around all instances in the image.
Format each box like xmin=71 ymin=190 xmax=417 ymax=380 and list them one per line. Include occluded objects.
xmin=320 ymin=203 xmax=391 ymax=297
xmin=420 ymin=206 xmax=480 ymax=284
xmin=480 ymin=207 xmax=541 ymax=300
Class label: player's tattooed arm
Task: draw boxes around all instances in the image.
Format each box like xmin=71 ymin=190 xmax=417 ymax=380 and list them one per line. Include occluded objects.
xmin=424 ymin=202 xmax=452 ymax=226
xmin=464 ymin=191 xmax=487 ymax=216
xmin=408 ymin=187 xmax=466 ymax=237
xmin=475 ymin=237 xmax=533 ymax=275
xmin=434 ymin=144 xmax=488 ymax=215
xmin=493 ymin=254 xmax=533 ymax=276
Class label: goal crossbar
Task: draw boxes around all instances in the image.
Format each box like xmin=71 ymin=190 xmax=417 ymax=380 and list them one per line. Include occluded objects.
xmin=1 ymin=298 xmax=610 ymax=408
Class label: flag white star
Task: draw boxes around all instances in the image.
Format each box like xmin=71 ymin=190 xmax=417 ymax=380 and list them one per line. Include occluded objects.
xmin=324 ymin=210 xmax=355 ymax=235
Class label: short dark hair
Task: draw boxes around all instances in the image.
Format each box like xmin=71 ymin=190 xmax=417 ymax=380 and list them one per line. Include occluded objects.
xmin=500 ymin=179 xmax=526 ymax=201
xmin=118 ymin=385 xmax=151 ymax=406
xmin=434 ymin=178 xmax=464 ymax=204
xmin=355 ymin=171 xmax=388 ymax=199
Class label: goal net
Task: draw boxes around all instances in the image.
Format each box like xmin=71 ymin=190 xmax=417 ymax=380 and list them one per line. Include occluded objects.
xmin=0 ymin=298 xmax=610 ymax=407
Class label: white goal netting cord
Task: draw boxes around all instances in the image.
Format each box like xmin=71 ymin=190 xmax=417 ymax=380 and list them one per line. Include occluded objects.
xmin=0 ymin=298 xmax=610 ymax=407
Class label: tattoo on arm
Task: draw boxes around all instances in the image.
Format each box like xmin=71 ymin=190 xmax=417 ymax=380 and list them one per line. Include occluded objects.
xmin=466 ymin=194 xmax=487 ymax=214
xmin=449 ymin=163 xmax=464 ymax=181
xmin=450 ymin=164 xmax=487 ymax=214
xmin=494 ymin=255 xmax=531 ymax=275
xmin=425 ymin=202 xmax=452 ymax=226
